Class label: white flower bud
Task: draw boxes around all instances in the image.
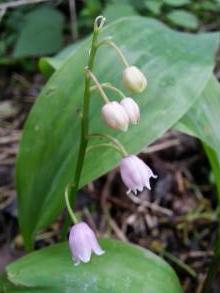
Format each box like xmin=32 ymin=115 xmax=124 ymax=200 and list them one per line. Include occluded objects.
xmin=122 ymin=66 xmax=147 ymax=93
xmin=120 ymin=97 xmax=140 ymax=124
xmin=101 ymin=101 xmax=129 ymax=131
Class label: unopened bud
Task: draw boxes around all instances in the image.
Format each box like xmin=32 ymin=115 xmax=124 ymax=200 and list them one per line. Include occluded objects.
xmin=101 ymin=101 xmax=129 ymax=131
xmin=120 ymin=97 xmax=140 ymax=124
xmin=122 ymin=66 xmax=147 ymax=93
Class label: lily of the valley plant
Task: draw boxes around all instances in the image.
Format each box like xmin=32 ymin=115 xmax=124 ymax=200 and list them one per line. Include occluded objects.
xmin=65 ymin=16 xmax=157 ymax=265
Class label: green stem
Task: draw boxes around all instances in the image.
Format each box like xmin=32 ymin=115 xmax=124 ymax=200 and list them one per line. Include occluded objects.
xmin=86 ymin=143 xmax=123 ymax=155
xmin=103 ymin=83 xmax=126 ymax=99
xmin=86 ymin=70 xmax=109 ymax=103
xmin=63 ymin=16 xmax=105 ymax=235
xmin=65 ymin=185 xmax=78 ymax=224
xmin=88 ymin=133 xmax=128 ymax=157
xmin=162 ymin=251 xmax=197 ymax=278
xmin=97 ymin=40 xmax=129 ymax=68
xmin=91 ymin=83 xmax=126 ymax=99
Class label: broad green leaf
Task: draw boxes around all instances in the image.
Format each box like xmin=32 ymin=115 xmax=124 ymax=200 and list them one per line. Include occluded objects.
xmin=177 ymin=77 xmax=220 ymax=156
xmin=13 ymin=7 xmax=64 ymax=58
xmin=176 ymin=76 xmax=220 ymax=196
xmin=163 ymin=0 xmax=191 ymax=6
xmin=166 ymin=10 xmax=199 ymax=29
xmin=16 ymin=17 xmax=219 ymax=247
xmin=203 ymin=143 xmax=220 ymax=196
xmin=4 ymin=239 xmax=182 ymax=292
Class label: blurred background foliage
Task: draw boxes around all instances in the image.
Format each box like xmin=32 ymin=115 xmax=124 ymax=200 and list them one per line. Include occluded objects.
xmin=0 ymin=0 xmax=220 ymax=67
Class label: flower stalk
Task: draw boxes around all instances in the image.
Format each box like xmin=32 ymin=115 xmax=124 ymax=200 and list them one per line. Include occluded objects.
xmin=64 ymin=16 xmax=105 ymax=229
xmin=91 ymin=83 xmax=126 ymax=99
xmin=86 ymin=142 xmax=124 ymax=156
xmin=88 ymin=133 xmax=128 ymax=157
xmin=86 ymin=69 xmax=109 ymax=103
xmin=65 ymin=184 xmax=78 ymax=224
xmin=97 ymin=39 xmax=129 ymax=68
xmin=63 ymin=16 xmax=151 ymax=249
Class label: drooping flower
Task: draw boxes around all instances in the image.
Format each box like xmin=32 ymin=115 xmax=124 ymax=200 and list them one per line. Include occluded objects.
xmin=120 ymin=155 xmax=157 ymax=194
xmin=120 ymin=97 xmax=140 ymax=124
xmin=101 ymin=101 xmax=129 ymax=131
xmin=122 ymin=66 xmax=147 ymax=93
xmin=69 ymin=222 xmax=104 ymax=266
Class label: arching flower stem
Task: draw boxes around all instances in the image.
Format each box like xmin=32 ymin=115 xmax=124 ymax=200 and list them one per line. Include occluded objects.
xmin=86 ymin=143 xmax=123 ymax=156
xmin=62 ymin=16 xmax=106 ymax=236
xmin=86 ymin=69 xmax=110 ymax=103
xmin=97 ymin=39 xmax=129 ymax=68
xmin=88 ymin=133 xmax=128 ymax=157
xmin=65 ymin=184 xmax=78 ymax=224
xmin=90 ymin=83 xmax=126 ymax=100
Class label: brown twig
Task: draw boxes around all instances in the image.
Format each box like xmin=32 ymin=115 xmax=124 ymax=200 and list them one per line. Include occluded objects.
xmin=127 ymin=192 xmax=173 ymax=217
xmin=107 ymin=215 xmax=128 ymax=242
xmin=143 ymin=139 xmax=180 ymax=153
xmin=99 ymin=171 xmax=128 ymax=241
xmin=68 ymin=0 xmax=78 ymax=40
xmin=0 ymin=132 xmax=20 ymax=144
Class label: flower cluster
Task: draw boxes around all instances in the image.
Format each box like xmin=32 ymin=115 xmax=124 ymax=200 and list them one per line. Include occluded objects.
xmin=67 ymin=16 xmax=157 ymax=266
xmin=102 ymin=67 xmax=145 ymax=132
xmin=91 ymin=64 xmax=156 ymax=194
xmin=102 ymin=97 xmax=140 ymax=132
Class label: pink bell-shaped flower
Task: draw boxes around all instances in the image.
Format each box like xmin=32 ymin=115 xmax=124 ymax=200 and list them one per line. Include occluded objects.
xmin=69 ymin=222 xmax=105 ymax=266
xmin=120 ymin=155 xmax=157 ymax=194
xmin=101 ymin=101 xmax=129 ymax=131
xmin=120 ymin=97 xmax=140 ymax=124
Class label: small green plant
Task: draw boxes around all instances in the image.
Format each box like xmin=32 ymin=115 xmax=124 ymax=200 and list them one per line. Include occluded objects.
xmin=64 ymin=16 xmax=156 ymax=265
xmin=1 ymin=9 xmax=220 ymax=292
